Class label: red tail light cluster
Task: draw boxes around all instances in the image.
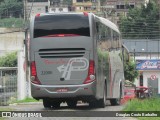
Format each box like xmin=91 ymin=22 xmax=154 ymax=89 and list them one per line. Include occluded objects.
xmin=83 ymin=60 xmax=95 ymax=84
xmin=31 ymin=61 xmax=41 ymax=85
xmin=35 ymin=13 xmax=41 ymax=17
xmin=42 ymin=34 xmax=80 ymax=37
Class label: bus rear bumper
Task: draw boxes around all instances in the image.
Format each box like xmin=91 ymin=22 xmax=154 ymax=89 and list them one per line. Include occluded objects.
xmin=31 ymin=82 xmax=96 ymax=100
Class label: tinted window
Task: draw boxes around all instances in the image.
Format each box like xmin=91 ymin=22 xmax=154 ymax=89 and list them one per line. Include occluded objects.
xmin=34 ymin=14 xmax=90 ymax=38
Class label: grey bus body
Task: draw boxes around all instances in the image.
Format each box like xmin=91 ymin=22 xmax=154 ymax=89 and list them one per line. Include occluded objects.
xmin=29 ymin=12 xmax=124 ymax=108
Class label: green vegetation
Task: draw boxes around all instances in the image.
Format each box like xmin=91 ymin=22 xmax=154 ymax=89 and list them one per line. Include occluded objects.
xmin=0 ymin=0 xmax=23 ymax=19
xmin=0 ymin=18 xmax=24 ymax=28
xmin=0 ymin=52 xmax=17 ymax=67
xmin=124 ymin=98 xmax=160 ymax=120
xmin=119 ymin=0 xmax=160 ymax=39
xmin=124 ymin=58 xmax=138 ymax=82
xmin=14 ymin=98 xmax=41 ymax=104
xmin=98 ymin=48 xmax=109 ymax=77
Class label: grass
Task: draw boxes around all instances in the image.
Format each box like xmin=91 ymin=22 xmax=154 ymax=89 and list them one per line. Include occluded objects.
xmin=0 ymin=18 xmax=24 ymax=28
xmin=123 ymin=97 xmax=160 ymax=120
xmin=14 ymin=98 xmax=41 ymax=104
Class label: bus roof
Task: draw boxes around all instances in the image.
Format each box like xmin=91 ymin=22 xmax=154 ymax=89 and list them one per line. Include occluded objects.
xmin=94 ymin=15 xmax=120 ymax=34
xmin=32 ymin=12 xmax=120 ymax=34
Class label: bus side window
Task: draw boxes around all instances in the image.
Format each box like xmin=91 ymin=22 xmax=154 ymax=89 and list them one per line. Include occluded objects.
xmin=96 ymin=22 xmax=99 ymax=33
xmin=122 ymin=44 xmax=129 ymax=62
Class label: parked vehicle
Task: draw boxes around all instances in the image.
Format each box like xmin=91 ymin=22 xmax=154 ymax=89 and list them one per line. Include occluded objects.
xmin=135 ymin=86 xmax=148 ymax=99
xmin=124 ymin=89 xmax=136 ymax=101
xmin=28 ymin=12 xmax=125 ymax=108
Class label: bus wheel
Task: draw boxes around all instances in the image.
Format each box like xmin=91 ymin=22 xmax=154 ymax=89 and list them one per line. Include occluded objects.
xmin=43 ymin=99 xmax=51 ymax=108
xmin=51 ymin=101 xmax=61 ymax=108
xmin=110 ymin=98 xmax=120 ymax=106
xmin=67 ymin=101 xmax=77 ymax=108
xmin=97 ymin=84 xmax=107 ymax=108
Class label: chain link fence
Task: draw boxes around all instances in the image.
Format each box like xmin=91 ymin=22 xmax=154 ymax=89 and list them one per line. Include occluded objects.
xmin=0 ymin=67 xmax=18 ymax=106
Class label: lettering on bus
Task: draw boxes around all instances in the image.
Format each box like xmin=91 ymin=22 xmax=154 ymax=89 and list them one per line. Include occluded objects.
xmin=44 ymin=59 xmax=68 ymax=65
xmin=57 ymin=58 xmax=89 ymax=80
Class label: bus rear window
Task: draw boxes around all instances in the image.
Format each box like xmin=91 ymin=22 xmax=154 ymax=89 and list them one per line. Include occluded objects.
xmin=34 ymin=14 xmax=90 ymax=38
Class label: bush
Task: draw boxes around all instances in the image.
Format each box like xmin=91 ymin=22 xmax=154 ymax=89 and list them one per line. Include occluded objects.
xmin=0 ymin=52 xmax=17 ymax=67
xmin=0 ymin=18 xmax=24 ymax=28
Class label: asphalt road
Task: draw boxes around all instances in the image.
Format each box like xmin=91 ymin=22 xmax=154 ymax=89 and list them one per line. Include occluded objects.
xmin=0 ymin=100 xmax=137 ymax=120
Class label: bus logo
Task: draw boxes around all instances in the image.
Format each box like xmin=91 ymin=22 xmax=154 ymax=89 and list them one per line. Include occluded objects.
xmin=57 ymin=58 xmax=89 ymax=80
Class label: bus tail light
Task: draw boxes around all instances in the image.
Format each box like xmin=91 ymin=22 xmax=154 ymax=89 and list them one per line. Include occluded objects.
xmin=35 ymin=13 xmax=41 ymax=17
xmin=83 ymin=12 xmax=88 ymax=16
xmin=42 ymin=34 xmax=80 ymax=37
xmin=83 ymin=60 xmax=95 ymax=84
xmin=31 ymin=61 xmax=41 ymax=85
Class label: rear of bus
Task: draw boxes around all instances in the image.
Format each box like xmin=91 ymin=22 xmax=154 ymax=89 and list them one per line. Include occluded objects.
xmin=29 ymin=13 xmax=96 ymax=105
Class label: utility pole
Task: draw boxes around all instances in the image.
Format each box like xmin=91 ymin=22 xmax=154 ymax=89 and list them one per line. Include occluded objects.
xmin=23 ymin=0 xmax=30 ymax=97
xmin=24 ymin=0 xmax=27 ymax=21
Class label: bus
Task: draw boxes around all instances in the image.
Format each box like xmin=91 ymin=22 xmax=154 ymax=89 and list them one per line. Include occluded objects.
xmin=28 ymin=12 xmax=125 ymax=108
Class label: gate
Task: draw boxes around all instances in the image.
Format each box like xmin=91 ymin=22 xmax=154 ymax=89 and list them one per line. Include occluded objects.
xmin=147 ymin=78 xmax=158 ymax=96
xmin=0 ymin=67 xmax=18 ymax=106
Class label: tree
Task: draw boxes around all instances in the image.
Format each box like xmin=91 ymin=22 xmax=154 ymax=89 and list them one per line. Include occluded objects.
xmin=100 ymin=0 xmax=106 ymax=5
xmin=0 ymin=52 xmax=17 ymax=67
xmin=0 ymin=0 xmax=23 ymax=18
xmin=119 ymin=0 xmax=160 ymax=39
xmin=124 ymin=59 xmax=138 ymax=82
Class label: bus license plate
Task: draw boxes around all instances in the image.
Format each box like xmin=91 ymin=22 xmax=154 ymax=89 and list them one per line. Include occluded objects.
xmin=56 ymin=88 xmax=68 ymax=92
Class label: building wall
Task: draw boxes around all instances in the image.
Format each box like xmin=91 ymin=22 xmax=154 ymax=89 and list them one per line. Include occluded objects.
xmin=143 ymin=71 xmax=160 ymax=94
xmin=0 ymin=28 xmax=24 ymax=56
xmin=26 ymin=2 xmax=48 ymax=17
xmin=72 ymin=0 xmax=99 ymax=13
xmin=49 ymin=7 xmax=68 ymax=13
xmin=102 ymin=0 xmax=145 ymax=24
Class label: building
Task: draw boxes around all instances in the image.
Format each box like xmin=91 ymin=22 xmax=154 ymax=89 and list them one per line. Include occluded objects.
xmin=48 ymin=0 xmax=70 ymax=13
xmin=25 ymin=0 xmax=48 ymax=18
xmin=72 ymin=0 xmax=100 ymax=13
xmin=123 ymin=39 xmax=160 ymax=95
xmin=99 ymin=0 xmax=146 ymax=24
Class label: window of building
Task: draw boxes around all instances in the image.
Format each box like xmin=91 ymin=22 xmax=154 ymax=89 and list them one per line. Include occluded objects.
xmin=129 ymin=4 xmax=134 ymax=8
xmin=120 ymin=5 xmax=125 ymax=9
xmin=84 ymin=0 xmax=90 ymax=2
xmin=117 ymin=13 xmax=120 ymax=16
xmin=45 ymin=6 xmax=48 ymax=12
xmin=140 ymin=74 xmax=143 ymax=86
xmin=77 ymin=0 xmax=83 ymax=2
xmin=84 ymin=7 xmax=91 ymax=10
xmin=116 ymin=5 xmax=125 ymax=9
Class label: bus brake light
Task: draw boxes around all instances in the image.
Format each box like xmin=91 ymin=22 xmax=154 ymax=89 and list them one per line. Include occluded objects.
xmin=35 ymin=13 xmax=41 ymax=17
xmin=83 ymin=60 xmax=95 ymax=84
xmin=31 ymin=61 xmax=41 ymax=85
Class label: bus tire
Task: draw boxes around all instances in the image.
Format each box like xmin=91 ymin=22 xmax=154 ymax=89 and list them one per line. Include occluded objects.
xmin=110 ymin=98 xmax=120 ymax=106
xmin=51 ymin=101 xmax=61 ymax=108
xmin=97 ymin=84 xmax=107 ymax=108
xmin=67 ymin=101 xmax=77 ymax=108
xmin=43 ymin=99 xmax=51 ymax=108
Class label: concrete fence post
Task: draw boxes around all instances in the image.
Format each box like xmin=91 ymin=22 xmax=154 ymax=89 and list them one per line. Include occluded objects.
xmin=17 ymin=50 xmax=26 ymax=100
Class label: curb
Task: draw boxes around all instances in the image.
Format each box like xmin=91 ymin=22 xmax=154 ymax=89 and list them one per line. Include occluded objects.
xmin=9 ymin=102 xmax=42 ymax=106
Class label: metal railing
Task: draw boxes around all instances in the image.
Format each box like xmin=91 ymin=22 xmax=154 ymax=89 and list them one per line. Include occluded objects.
xmin=0 ymin=67 xmax=18 ymax=106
